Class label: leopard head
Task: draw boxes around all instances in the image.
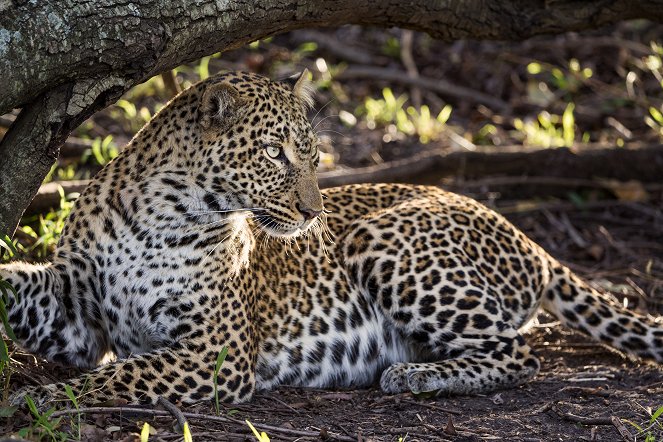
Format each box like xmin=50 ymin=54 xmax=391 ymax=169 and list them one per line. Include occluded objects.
xmin=192 ymin=70 xmax=323 ymax=238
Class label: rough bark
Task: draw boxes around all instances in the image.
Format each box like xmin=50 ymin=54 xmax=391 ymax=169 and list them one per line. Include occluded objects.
xmin=1 ymin=0 xmax=663 ymax=236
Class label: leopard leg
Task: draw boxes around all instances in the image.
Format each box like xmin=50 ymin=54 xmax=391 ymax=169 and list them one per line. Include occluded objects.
xmin=9 ymin=338 xmax=256 ymax=409
xmin=379 ymin=329 xmax=539 ymax=394
xmin=342 ymin=207 xmax=543 ymax=396
xmin=0 ymin=256 xmax=109 ymax=368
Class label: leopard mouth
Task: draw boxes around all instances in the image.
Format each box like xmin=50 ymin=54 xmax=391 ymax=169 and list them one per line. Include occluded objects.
xmin=254 ymin=210 xmax=309 ymax=238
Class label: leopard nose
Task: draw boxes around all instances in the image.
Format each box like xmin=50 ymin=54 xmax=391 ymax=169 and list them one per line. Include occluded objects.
xmin=296 ymin=202 xmax=322 ymax=220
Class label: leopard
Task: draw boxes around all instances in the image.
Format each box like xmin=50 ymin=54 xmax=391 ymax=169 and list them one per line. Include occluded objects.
xmin=2 ymin=70 xmax=662 ymax=409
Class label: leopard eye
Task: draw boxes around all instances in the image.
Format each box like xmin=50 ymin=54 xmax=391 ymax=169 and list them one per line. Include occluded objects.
xmin=310 ymin=145 xmax=318 ymax=158
xmin=265 ymin=145 xmax=282 ymax=159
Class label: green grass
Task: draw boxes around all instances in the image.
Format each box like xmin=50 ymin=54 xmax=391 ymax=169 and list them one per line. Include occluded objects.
xmin=625 ymin=405 xmax=663 ymax=442
xmin=359 ymin=88 xmax=452 ymax=143
xmin=213 ymin=346 xmax=229 ymax=415
xmin=19 ymin=185 xmax=78 ymax=259
xmin=511 ymin=103 xmax=585 ymax=148
xmin=17 ymin=395 xmax=67 ymax=442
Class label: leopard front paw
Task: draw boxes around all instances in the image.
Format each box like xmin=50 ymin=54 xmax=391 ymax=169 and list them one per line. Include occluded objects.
xmin=9 ymin=385 xmax=56 ymax=411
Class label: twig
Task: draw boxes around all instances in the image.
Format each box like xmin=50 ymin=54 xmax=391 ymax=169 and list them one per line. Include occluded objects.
xmin=49 ymin=406 xmax=357 ymax=441
xmin=254 ymin=393 xmax=301 ymax=414
xmin=610 ymin=416 xmax=635 ymax=442
xmin=336 ymin=65 xmax=510 ymax=111
xmin=528 ymin=401 xmax=554 ymax=415
xmin=557 ymin=386 xmax=610 ymax=397
xmin=158 ymin=396 xmax=187 ymax=433
xmin=290 ymin=30 xmax=387 ymax=65
xmin=400 ymin=30 xmax=422 ymax=108
xmin=552 ymin=405 xmax=613 ymax=425
xmin=402 ymin=400 xmax=462 ymax=415
xmin=160 ymin=70 xmax=181 ymax=97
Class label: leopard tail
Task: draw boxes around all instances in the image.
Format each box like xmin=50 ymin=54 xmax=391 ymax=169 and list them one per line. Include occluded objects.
xmin=541 ymin=260 xmax=663 ymax=363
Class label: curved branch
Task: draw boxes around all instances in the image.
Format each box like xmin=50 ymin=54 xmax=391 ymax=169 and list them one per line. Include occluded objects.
xmin=2 ymin=0 xmax=663 ymax=114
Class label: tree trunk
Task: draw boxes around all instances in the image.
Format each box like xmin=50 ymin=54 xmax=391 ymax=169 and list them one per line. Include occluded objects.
xmin=1 ymin=0 xmax=662 ymax=237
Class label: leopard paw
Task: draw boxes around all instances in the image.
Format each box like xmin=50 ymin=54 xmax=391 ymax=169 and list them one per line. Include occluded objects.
xmin=9 ymin=385 xmax=56 ymax=410
xmin=380 ymin=363 xmax=446 ymax=395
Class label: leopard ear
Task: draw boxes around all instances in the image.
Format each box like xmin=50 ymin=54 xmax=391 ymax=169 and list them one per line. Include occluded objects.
xmin=282 ymin=69 xmax=314 ymax=109
xmin=200 ymin=82 xmax=244 ymax=130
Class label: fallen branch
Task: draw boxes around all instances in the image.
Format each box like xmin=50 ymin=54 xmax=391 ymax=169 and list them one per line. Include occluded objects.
xmin=336 ymin=65 xmax=510 ymax=111
xmin=317 ymin=143 xmax=663 ymax=188
xmin=611 ymin=416 xmax=636 ymax=442
xmin=49 ymin=406 xmax=357 ymax=441
xmin=27 ymin=144 xmax=663 ymax=213
xmin=448 ymin=176 xmax=663 ymax=191
xmin=158 ymin=396 xmax=188 ymax=433
xmin=552 ymin=405 xmax=613 ymax=425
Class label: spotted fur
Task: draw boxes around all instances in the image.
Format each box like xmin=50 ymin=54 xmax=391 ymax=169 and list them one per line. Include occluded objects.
xmin=2 ymin=71 xmax=661 ymax=408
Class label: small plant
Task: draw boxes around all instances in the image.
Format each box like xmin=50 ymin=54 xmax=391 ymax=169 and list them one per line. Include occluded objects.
xmin=293 ymin=41 xmax=318 ymax=61
xmin=17 ymin=395 xmax=67 ymax=442
xmin=82 ymin=135 xmax=119 ymax=166
xmin=110 ymin=99 xmax=154 ymax=133
xmin=43 ymin=164 xmax=79 ymax=184
xmin=197 ymin=56 xmax=211 ymax=80
xmin=359 ymin=88 xmax=452 ymax=143
xmin=624 ymin=405 xmax=663 ymax=442
xmin=645 ymin=105 xmax=663 ymax=138
xmin=526 ymin=58 xmax=593 ymax=96
xmin=381 ymin=36 xmax=401 ymax=58
xmin=361 ymin=88 xmax=408 ymax=129
xmin=63 ymin=385 xmax=81 ymax=440
xmin=512 ymin=103 xmax=581 ymax=148
xmin=20 ymin=185 xmax=78 ymax=258
xmin=213 ymin=346 xmax=229 ymax=415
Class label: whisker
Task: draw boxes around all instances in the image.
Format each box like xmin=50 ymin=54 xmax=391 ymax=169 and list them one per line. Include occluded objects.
xmin=315 ymin=129 xmax=351 ymax=140
xmin=313 ymin=114 xmax=340 ymax=131
xmin=311 ymin=98 xmax=335 ymax=126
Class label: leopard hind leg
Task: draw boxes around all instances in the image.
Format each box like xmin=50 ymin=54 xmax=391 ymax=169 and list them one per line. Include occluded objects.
xmin=379 ymin=327 xmax=540 ymax=395
xmin=0 ymin=256 xmax=109 ymax=368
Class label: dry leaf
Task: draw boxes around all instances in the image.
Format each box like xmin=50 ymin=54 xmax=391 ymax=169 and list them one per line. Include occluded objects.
xmin=601 ymin=179 xmax=649 ymax=202
xmin=443 ymin=415 xmax=457 ymax=435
